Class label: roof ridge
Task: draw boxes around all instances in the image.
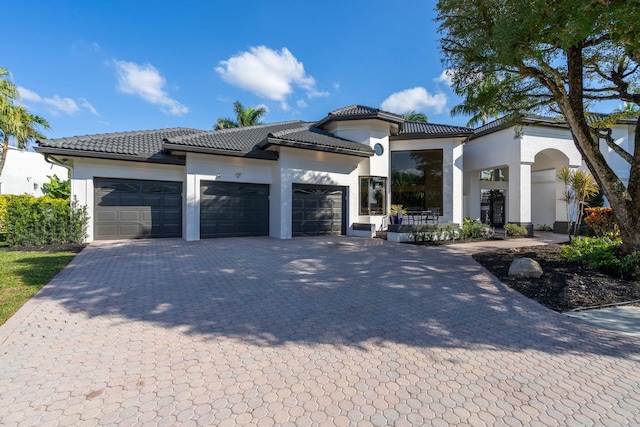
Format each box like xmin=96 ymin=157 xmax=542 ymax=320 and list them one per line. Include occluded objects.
xmin=212 ymin=120 xmax=305 ymax=134
xmin=39 ymin=127 xmax=203 ymax=142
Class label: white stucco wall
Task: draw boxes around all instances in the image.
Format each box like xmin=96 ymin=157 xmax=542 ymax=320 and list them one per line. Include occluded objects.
xmin=531 ymin=169 xmax=557 ymax=227
xmin=599 ymin=123 xmax=634 ymax=187
xmin=70 ymin=157 xmax=185 ymax=242
xmin=0 ymin=148 xmax=67 ymax=196
xmin=464 ymin=124 xmax=582 ymax=225
xmin=325 ymin=120 xmax=393 ymax=230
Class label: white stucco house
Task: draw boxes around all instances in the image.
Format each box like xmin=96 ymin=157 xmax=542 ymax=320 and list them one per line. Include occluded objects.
xmin=35 ymin=106 xmax=472 ymax=242
xmin=0 ymin=146 xmax=68 ymax=196
xmin=34 ymin=105 xmax=636 ymax=242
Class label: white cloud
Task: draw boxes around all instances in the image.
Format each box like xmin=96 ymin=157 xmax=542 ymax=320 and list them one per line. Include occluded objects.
xmin=113 ymin=60 xmax=188 ymax=116
xmin=216 ymin=46 xmax=327 ymax=106
xmin=17 ymin=87 xmax=42 ymax=103
xmin=43 ymin=95 xmax=80 ymax=115
xmin=79 ymin=98 xmax=99 ymax=116
xmin=381 ymin=87 xmax=448 ymax=115
xmin=296 ymin=99 xmax=307 ymax=108
xmin=434 ymin=69 xmax=455 ymax=86
xmin=17 ymin=86 xmax=95 ymax=116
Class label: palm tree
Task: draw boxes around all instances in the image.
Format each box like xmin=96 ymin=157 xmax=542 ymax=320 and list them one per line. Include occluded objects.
xmin=402 ymin=110 xmax=428 ymax=122
xmin=0 ymin=68 xmax=50 ymax=177
xmin=214 ymin=101 xmax=267 ymax=130
xmin=450 ymin=74 xmax=504 ymax=127
xmin=0 ymin=68 xmax=18 ymax=121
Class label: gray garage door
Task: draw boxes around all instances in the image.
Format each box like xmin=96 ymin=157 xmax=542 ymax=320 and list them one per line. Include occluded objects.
xmin=200 ymin=181 xmax=269 ymax=238
xmin=94 ymin=178 xmax=182 ymax=240
xmin=292 ymin=184 xmax=346 ymax=236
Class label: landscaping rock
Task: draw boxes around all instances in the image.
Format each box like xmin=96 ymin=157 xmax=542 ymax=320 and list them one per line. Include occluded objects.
xmin=508 ymin=257 xmax=543 ymax=278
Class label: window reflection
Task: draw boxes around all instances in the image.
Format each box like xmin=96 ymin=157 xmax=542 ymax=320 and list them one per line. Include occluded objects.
xmin=359 ymin=177 xmax=387 ymax=215
xmin=391 ymin=150 xmax=443 ymax=213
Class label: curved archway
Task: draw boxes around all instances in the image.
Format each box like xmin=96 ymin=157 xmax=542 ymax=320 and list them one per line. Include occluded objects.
xmin=532 ymin=149 xmax=573 ymax=230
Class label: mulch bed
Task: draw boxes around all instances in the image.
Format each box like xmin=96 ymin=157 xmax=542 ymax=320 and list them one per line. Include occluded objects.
xmin=473 ymin=244 xmax=640 ymax=312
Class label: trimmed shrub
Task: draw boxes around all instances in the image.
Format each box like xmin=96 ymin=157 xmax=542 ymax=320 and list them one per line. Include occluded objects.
xmin=459 ymin=218 xmax=493 ymax=240
xmin=559 ymin=236 xmax=639 ymax=278
xmin=504 ymin=223 xmax=528 ymax=237
xmin=3 ymin=195 xmax=88 ymax=246
xmin=584 ymin=207 xmax=617 ymax=237
xmin=0 ymin=194 xmax=14 ymax=233
xmin=409 ymin=225 xmax=459 ymax=244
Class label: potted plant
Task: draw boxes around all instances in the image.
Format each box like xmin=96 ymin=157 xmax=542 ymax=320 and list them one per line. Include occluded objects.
xmin=390 ymin=204 xmax=407 ymax=224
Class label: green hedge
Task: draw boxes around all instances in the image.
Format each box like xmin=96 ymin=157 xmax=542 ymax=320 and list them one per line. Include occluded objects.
xmin=1 ymin=195 xmax=88 ymax=246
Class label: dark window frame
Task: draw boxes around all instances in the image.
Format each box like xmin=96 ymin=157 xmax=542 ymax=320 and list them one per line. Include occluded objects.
xmin=359 ymin=176 xmax=387 ymax=215
xmin=390 ymin=149 xmax=444 ymax=214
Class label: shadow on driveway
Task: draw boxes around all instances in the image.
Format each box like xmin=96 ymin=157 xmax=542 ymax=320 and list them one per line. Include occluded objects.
xmin=34 ymin=237 xmax=640 ymax=359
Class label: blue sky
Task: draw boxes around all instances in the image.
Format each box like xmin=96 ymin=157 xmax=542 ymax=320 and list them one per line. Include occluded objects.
xmin=4 ymin=1 xmax=466 ymax=139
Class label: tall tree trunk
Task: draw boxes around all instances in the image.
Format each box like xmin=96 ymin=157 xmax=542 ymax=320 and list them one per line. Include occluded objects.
xmin=561 ymin=45 xmax=640 ymax=252
xmin=0 ymin=134 xmax=9 ymax=180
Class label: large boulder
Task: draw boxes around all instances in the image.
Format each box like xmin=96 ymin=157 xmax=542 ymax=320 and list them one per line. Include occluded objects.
xmin=508 ymin=257 xmax=543 ymax=278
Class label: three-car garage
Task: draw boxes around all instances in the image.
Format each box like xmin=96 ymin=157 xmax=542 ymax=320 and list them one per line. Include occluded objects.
xmin=94 ymin=178 xmax=346 ymax=240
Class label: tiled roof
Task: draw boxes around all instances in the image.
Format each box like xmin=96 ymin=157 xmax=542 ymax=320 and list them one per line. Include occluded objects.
xmin=397 ymin=121 xmax=473 ymax=138
xmin=164 ymin=121 xmax=306 ymax=153
xmin=36 ymin=128 xmax=204 ymax=164
xmin=36 ymin=119 xmax=374 ymax=162
xmin=259 ymin=123 xmax=374 ymax=157
xmin=38 ymin=128 xmax=204 ymax=156
xmin=315 ymin=104 xmax=404 ymax=128
xmin=471 ymin=114 xmax=567 ymax=139
xmin=328 ymin=105 xmax=401 ymax=118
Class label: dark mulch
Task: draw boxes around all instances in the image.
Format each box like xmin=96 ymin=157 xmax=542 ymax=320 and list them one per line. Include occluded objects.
xmin=473 ymin=244 xmax=640 ymax=312
xmin=5 ymin=243 xmax=87 ymax=254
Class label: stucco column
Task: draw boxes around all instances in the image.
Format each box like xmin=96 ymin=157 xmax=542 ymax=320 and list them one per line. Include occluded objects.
xmin=508 ymin=162 xmax=532 ymax=225
xmin=451 ymin=144 xmax=464 ymax=225
xmin=185 ymin=173 xmax=199 ymax=241
xmin=468 ymin=171 xmax=481 ymax=221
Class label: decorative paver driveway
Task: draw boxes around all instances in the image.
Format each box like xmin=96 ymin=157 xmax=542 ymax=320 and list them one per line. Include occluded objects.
xmin=1 ymin=237 xmax=639 ymax=426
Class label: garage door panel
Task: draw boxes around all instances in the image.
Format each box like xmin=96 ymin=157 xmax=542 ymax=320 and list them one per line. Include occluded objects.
xmin=200 ymin=181 xmax=269 ymax=238
xmin=119 ymin=210 xmax=142 ymax=222
xmin=95 ymin=210 xmax=118 ymax=221
xmin=118 ymin=195 xmax=144 ymax=206
xmin=292 ymin=185 xmax=345 ymax=236
xmin=94 ymin=178 xmax=182 ymax=240
xmin=161 ymin=210 xmax=182 ymax=221
xmin=162 ymin=196 xmax=182 ymax=207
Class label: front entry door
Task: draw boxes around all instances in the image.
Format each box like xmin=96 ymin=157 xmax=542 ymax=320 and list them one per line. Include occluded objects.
xmin=481 ymin=189 xmax=505 ymax=227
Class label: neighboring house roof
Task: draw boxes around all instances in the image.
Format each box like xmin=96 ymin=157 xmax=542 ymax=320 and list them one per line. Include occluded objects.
xmin=394 ymin=121 xmax=473 ymax=140
xmin=314 ymin=104 xmax=405 ymax=129
xmin=36 ymin=128 xmax=203 ymax=164
xmin=257 ymin=123 xmax=374 ymax=157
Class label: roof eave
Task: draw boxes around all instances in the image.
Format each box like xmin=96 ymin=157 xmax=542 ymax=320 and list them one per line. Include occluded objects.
xmin=392 ymin=131 xmax=473 ymax=141
xmin=261 ymin=137 xmax=374 ymax=158
xmin=162 ymin=143 xmax=278 ymax=160
xmin=314 ymin=112 xmax=405 ymax=129
xmin=34 ymin=146 xmax=186 ymax=165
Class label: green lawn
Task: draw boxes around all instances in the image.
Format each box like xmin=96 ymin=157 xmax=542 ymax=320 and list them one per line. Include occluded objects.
xmin=0 ymin=247 xmax=77 ymax=325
